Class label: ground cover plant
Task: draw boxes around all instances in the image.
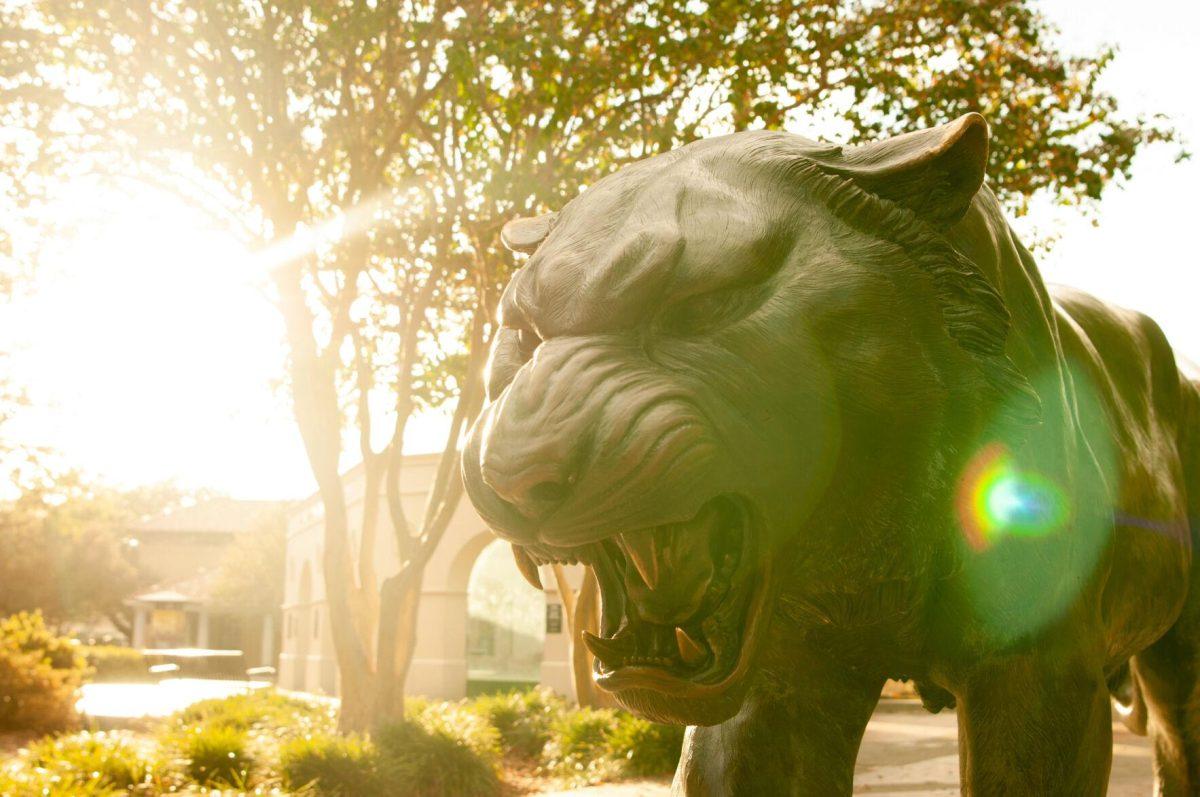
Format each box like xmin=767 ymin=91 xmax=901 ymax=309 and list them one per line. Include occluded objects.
xmin=0 ymin=686 xmax=683 ymax=794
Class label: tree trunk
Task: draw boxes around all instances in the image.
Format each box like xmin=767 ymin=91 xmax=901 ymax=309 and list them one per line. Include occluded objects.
xmin=372 ymin=569 xmax=425 ymax=726
xmin=273 ymin=259 xmax=374 ymax=733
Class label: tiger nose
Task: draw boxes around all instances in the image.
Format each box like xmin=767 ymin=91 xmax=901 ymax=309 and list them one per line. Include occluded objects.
xmin=481 ymin=460 xmax=572 ymax=521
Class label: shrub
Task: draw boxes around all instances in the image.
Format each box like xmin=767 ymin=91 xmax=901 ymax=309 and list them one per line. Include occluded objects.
xmin=181 ymin=724 xmax=255 ymax=786
xmin=81 ymin=645 xmax=151 ymax=682
xmin=411 ymin=699 xmax=501 ymax=764
xmin=280 ymin=733 xmax=381 ymax=796
xmin=547 ymin=707 xmax=619 ymax=762
xmin=469 ymin=687 xmax=566 ymax=759
xmin=375 ymin=721 xmax=501 ymax=797
xmin=0 ymin=730 xmax=177 ymax=795
xmin=170 ymin=688 xmax=334 ymax=737
xmin=22 ymin=730 xmax=165 ymax=790
xmin=0 ymin=611 xmax=87 ymax=732
xmin=0 ymin=768 xmax=125 ymax=796
xmin=606 ymin=714 xmax=685 ymax=776
xmin=541 ymin=706 xmax=622 ymax=783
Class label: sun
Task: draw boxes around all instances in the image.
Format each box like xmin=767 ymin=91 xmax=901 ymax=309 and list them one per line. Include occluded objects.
xmin=0 ymin=178 xmax=314 ymax=498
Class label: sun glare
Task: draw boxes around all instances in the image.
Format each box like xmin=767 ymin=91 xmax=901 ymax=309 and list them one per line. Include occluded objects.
xmin=0 ymin=180 xmax=314 ymax=497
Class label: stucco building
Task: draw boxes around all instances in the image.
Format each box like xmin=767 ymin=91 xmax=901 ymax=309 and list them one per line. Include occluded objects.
xmin=279 ymin=454 xmax=582 ymax=699
xmin=126 ymin=498 xmax=282 ymax=667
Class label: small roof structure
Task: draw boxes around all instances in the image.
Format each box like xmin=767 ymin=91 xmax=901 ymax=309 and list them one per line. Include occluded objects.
xmin=128 ymin=568 xmax=221 ymax=607
xmin=132 ymin=589 xmax=195 ymax=605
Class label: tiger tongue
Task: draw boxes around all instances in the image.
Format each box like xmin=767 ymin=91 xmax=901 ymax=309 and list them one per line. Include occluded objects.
xmin=618 ymin=503 xmax=720 ymax=625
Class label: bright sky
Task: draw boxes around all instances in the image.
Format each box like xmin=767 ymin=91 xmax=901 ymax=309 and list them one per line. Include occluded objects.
xmin=0 ymin=187 xmax=316 ymax=499
xmin=1023 ymin=0 xmax=1200 ymax=364
xmin=1 ymin=0 xmax=1196 ymax=500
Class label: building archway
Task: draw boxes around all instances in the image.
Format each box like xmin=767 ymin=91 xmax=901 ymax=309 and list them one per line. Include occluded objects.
xmin=464 ymin=538 xmax=546 ymax=695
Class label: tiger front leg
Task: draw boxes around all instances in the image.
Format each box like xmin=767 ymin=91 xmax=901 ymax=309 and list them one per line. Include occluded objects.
xmin=957 ymin=654 xmax=1113 ymax=796
xmin=674 ymin=656 xmax=884 ymax=796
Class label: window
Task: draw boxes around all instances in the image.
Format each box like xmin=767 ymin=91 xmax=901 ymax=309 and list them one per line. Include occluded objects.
xmin=312 ymin=608 xmax=320 ymax=639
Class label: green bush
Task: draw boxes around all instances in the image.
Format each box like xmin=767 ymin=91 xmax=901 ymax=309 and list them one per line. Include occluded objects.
xmin=22 ymin=730 xmax=165 ymax=790
xmin=412 ymin=699 xmax=502 ymax=764
xmin=0 ymin=768 xmax=125 ymax=796
xmin=375 ymin=721 xmax=501 ymax=797
xmin=181 ymin=724 xmax=255 ymax=786
xmin=81 ymin=645 xmax=151 ymax=682
xmin=0 ymin=611 xmax=87 ymax=732
xmin=548 ymin=706 xmax=619 ymax=762
xmin=541 ymin=706 xmax=623 ymax=783
xmin=0 ymin=730 xmax=177 ymax=795
xmin=606 ymin=714 xmax=685 ymax=776
xmin=469 ymin=687 xmax=566 ymax=759
xmin=170 ymin=687 xmax=334 ymax=737
xmin=280 ymin=733 xmax=381 ymax=796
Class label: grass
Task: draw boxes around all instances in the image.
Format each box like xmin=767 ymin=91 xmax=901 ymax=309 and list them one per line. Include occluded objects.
xmin=469 ymin=687 xmax=566 ymax=759
xmin=465 ymin=678 xmax=539 ymax=697
xmin=376 ymin=721 xmax=501 ymax=797
xmin=0 ymin=730 xmax=172 ymax=795
xmin=162 ymin=688 xmax=333 ymax=790
xmin=281 ymin=732 xmax=381 ymax=796
xmin=25 ymin=731 xmax=162 ymax=788
xmin=180 ymin=724 xmax=255 ymax=786
xmin=607 ymin=714 xmax=686 ymax=777
xmin=409 ymin=696 xmax=502 ymax=763
xmin=541 ymin=706 xmax=623 ymax=784
xmin=170 ymin=688 xmax=336 ymax=737
xmin=280 ymin=718 xmax=503 ymax=797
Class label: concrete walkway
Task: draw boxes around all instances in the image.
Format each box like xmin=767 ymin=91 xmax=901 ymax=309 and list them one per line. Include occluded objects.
xmin=540 ymin=701 xmax=1153 ymax=795
xmin=76 ymin=679 xmax=270 ymax=720
xmin=855 ymin=702 xmax=1151 ymax=796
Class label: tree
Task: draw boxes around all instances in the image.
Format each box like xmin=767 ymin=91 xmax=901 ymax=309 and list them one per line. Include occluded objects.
xmin=0 ymin=0 xmax=1175 ymax=730
xmin=212 ymin=511 xmax=287 ymax=618
xmin=0 ymin=473 xmax=196 ymax=635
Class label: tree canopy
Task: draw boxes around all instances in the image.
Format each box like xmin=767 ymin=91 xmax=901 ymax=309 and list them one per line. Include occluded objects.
xmin=0 ymin=473 xmax=202 ymax=633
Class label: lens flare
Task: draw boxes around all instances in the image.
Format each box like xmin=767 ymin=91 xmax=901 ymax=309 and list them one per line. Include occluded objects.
xmin=955 ymin=443 xmax=1069 ymax=551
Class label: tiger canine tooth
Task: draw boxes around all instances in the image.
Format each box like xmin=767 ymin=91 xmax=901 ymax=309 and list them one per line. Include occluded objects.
xmin=618 ymin=528 xmax=661 ymax=590
xmin=511 ymin=544 xmax=543 ymax=590
xmin=582 ymin=630 xmax=631 ymax=667
xmin=675 ymin=627 xmax=707 ymax=665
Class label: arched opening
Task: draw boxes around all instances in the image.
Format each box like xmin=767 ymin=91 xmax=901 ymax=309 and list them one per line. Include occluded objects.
xmin=294 ymin=561 xmax=312 ymax=690
xmin=466 ymin=538 xmax=545 ymax=695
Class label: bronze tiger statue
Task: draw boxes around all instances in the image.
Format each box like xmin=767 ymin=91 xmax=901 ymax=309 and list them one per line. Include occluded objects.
xmin=461 ymin=113 xmax=1199 ymax=795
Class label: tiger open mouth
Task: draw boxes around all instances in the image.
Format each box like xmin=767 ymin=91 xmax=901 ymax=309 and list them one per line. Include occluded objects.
xmin=513 ymin=495 xmax=770 ymax=697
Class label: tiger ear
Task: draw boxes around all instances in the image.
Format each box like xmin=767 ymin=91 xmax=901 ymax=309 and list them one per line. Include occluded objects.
xmin=501 ymin=212 xmax=558 ymax=254
xmin=808 ymin=113 xmax=989 ymax=228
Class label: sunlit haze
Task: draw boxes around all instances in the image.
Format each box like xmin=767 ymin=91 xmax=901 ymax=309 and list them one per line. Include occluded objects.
xmin=0 ymin=184 xmax=449 ymax=499
xmin=0 ymin=184 xmax=312 ymax=498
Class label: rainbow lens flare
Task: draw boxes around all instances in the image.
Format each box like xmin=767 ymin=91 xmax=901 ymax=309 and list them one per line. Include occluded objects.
xmin=955 ymin=443 xmax=1069 ymax=551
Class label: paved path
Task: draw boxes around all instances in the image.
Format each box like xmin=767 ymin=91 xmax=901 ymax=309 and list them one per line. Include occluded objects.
xmin=76 ymin=679 xmax=270 ymax=720
xmin=855 ymin=703 xmax=1152 ymax=796
xmin=541 ymin=702 xmax=1153 ymax=795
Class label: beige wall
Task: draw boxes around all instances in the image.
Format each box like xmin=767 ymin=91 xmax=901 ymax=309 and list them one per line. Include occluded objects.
xmin=135 ymin=532 xmax=233 ymax=584
xmin=279 ymin=455 xmax=580 ymax=700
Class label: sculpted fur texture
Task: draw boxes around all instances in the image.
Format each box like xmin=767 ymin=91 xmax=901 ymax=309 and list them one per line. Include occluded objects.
xmin=461 ymin=114 xmax=1200 ymax=795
